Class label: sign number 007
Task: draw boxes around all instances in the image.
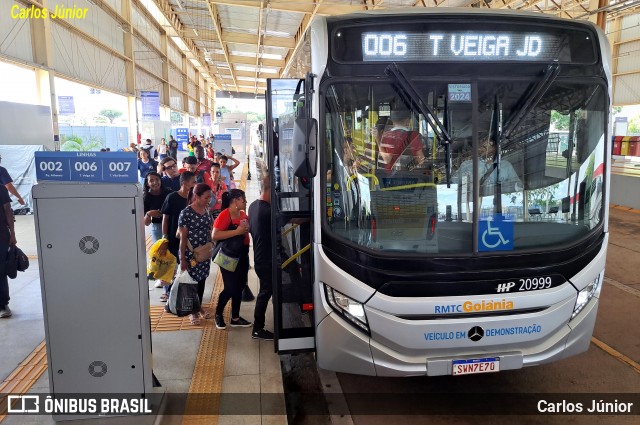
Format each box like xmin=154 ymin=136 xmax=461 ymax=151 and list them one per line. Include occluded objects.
xmin=108 ymin=162 xmax=131 ymax=172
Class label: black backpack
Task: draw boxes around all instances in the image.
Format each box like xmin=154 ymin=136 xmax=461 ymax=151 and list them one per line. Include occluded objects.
xmin=6 ymin=245 xmax=29 ymax=279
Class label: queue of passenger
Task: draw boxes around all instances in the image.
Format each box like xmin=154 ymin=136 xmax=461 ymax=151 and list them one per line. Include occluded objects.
xmin=141 ymin=142 xmax=267 ymax=338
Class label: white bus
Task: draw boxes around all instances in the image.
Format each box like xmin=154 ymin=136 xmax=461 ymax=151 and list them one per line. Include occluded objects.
xmin=265 ymin=9 xmax=611 ymax=377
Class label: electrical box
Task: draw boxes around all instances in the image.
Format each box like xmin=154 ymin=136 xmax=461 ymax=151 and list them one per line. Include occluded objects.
xmin=32 ymin=182 xmax=153 ymax=420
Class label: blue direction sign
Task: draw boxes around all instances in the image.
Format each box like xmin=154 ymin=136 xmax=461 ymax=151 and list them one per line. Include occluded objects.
xmin=175 ymin=128 xmax=189 ymax=151
xmin=478 ymin=215 xmax=514 ymax=252
xmin=214 ymin=134 xmax=231 ymax=140
xmin=35 ymin=152 xmax=137 ymax=183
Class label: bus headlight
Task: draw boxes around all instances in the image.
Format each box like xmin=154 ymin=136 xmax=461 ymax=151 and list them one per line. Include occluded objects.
xmin=324 ymin=284 xmax=370 ymax=334
xmin=571 ymin=272 xmax=603 ymax=320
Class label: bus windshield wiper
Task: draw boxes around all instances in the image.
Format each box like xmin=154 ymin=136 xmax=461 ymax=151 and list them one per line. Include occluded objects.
xmin=385 ymin=63 xmax=453 ymax=187
xmin=503 ymin=63 xmax=560 ymax=140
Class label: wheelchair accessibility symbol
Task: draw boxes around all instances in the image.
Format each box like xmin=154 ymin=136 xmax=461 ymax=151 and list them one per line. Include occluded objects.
xmin=479 ymin=216 xmax=514 ymax=252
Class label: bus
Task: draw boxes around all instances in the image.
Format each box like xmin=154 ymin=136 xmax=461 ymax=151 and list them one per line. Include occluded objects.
xmin=264 ymin=9 xmax=611 ymax=376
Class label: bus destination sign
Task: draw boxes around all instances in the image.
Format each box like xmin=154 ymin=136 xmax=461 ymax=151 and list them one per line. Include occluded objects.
xmin=362 ymin=32 xmax=560 ymax=62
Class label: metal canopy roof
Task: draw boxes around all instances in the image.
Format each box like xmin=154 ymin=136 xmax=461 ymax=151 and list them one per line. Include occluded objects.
xmin=156 ymin=0 xmax=640 ymax=96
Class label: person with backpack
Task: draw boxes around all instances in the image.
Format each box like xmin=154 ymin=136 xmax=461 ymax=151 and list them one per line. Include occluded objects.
xmin=141 ymin=138 xmax=157 ymax=160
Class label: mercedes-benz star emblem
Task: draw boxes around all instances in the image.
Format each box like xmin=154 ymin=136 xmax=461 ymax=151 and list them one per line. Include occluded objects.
xmin=468 ymin=326 xmax=484 ymax=342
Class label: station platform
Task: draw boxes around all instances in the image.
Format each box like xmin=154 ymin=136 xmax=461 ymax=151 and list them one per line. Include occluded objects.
xmin=0 ymin=158 xmax=287 ymax=424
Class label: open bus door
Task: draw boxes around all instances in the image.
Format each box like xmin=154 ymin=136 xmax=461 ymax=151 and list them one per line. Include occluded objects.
xmin=266 ymin=76 xmax=317 ymax=353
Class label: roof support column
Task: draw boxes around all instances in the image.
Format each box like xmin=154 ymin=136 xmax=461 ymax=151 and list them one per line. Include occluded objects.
xmin=122 ymin=0 xmax=139 ymax=145
xmin=588 ymin=0 xmax=608 ymax=30
xmin=31 ymin=0 xmax=59 ymax=149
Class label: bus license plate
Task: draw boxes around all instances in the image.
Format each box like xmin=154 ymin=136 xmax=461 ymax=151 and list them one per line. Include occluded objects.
xmin=452 ymin=357 xmax=500 ymax=375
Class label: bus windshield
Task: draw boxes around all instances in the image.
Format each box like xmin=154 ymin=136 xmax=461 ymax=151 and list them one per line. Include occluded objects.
xmin=322 ymin=77 xmax=606 ymax=254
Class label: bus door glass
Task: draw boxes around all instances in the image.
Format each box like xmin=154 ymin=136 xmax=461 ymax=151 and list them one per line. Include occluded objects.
xmin=266 ymin=79 xmax=315 ymax=353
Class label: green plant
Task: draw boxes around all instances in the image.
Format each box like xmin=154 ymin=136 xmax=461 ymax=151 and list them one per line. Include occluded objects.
xmin=60 ymin=135 xmax=104 ymax=152
xmin=629 ymin=116 xmax=640 ymax=135
xmin=93 ymin=115 xmax=109 ymax=124
xmin=551 ymin=111 xmax=570 ymax=131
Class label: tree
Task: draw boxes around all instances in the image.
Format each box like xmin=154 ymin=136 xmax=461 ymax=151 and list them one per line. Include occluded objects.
xmin=99 ymin=109 xmax=123 ymax=124
xmin=246 ymin=111 xmax=265 ymax=123
xmin=628 ymin=116 xmax=640 ymax=135
xmin=551 ymin=111 xmax=570 ymax=131
xmin=526 ymin=184 xmax=560 ymax=213
xmin=93 ymin=115 xmax=109 ymax=124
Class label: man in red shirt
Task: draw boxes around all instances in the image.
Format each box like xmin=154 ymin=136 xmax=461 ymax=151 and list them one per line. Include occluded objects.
xmin=194 ymin=146 xmax=213 ymax=173
xmin=379 ymin=109 xmax=426 ymax=171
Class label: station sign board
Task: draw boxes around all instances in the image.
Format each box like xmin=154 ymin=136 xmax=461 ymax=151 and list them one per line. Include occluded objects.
xmin=35 ymin=152 xmax=137 ymax=183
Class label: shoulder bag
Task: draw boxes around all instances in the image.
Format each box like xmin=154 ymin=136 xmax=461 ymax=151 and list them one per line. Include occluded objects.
xmin=212 ymin=222 xmax=245 ymax=272
xmin=187 ymin=239 xmax=214 ymax=263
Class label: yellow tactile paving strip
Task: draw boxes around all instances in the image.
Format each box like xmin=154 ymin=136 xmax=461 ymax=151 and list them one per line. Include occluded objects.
xmin=0 ymin=342 xmax=48 ymax=420
xmin=181 ymin=272 xmax=229 ymax=425
xmin=150 ymin=302 xmax=213 ymax=332
xmin=180 ymin=162 xmax=248 ymax=424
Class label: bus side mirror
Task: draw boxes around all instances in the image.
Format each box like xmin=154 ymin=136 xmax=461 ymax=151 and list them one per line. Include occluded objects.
xmin=293 ymin=117 xmax=318 ymax=178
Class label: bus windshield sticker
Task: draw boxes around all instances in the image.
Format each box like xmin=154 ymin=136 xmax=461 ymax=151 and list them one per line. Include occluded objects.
xmin=448 ymin=84 xmax=471 ymax=102
xmin=479 ymin=215 xmax=514 ymax=252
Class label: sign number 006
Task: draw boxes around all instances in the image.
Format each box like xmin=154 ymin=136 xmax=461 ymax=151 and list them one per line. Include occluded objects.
xmin=74 ymin=162 xmax=98 ymax=172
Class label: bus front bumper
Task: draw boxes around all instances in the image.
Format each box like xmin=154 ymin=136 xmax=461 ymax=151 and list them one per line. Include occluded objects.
xmin=316 ymin=297 xmax=598 ymax=377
